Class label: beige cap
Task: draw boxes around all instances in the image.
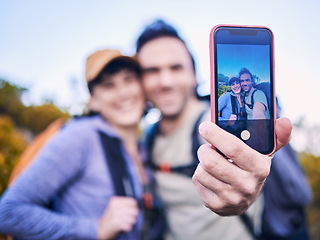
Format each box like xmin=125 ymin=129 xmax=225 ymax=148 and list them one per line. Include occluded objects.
xmin=85 ymin=49 xmax=138 ymax=83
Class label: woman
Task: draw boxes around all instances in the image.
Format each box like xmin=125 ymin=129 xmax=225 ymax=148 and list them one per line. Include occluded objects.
xmin=0 ymin=49 xmax=161 ymax=240
xmin=218 ymin=76 xmax=246 ymax=123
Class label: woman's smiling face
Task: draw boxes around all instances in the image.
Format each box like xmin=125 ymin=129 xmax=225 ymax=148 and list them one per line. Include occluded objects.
xmin=89 ymin=69 xmax=145 ymax=128
xmin=231 ymin=80 xmax=241 ymax=94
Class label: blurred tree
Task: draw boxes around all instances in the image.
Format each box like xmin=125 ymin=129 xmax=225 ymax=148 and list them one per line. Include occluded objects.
xmin=218 ymin=73 xmax=229 ymax=84
xmin=300 ymin=152 xmax=320 ymax=240
xmin=252 ymin=74 xmax=261 ymax=84
xmin=0 ymin=79 xmax=71 ymax=197
xmin=0 ymin=79 xmax=70 ymax=135
xmin=0 ymin=116 xmax=27 ymax=195
xmin=0 ymin=79 xmax=25 ymax=127
xmin=20 ymin=104 xmax=70 ymax=135
xmin=300 ymin=153 xmax=320 ymax=201
xmin=217 ymin=73 xmax=231 ymax=98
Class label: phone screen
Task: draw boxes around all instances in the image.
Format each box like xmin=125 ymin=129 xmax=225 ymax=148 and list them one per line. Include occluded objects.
xmin=211 ymin=26 xmax=275 ymax=154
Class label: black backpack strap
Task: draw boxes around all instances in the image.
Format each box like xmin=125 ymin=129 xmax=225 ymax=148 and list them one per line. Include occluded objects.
xmin=191 ymin=109 xmax=208 ymax=165
xmin=245 ymin=89 xmax=257 ymax=110
xmin=99 ymin=131 xmax=166 ymax=240
xmin=230 ymin=95 xmax=238 ymax=116
xmin=99 ymin=132 xmax=135 ymax=197
xmin=145 ymin=123 xmax=160 ymax=172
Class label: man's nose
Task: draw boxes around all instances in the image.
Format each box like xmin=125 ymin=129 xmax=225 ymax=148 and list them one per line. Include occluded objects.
xmin=158 ymin=69 xmax=174 ymax=87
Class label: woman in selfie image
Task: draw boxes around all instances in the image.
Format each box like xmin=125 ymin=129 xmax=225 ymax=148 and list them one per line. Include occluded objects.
xmin=218 ymin=76 xmax=246 ymax=122
xmin=0 ymin=49 xmax=162 ymax=240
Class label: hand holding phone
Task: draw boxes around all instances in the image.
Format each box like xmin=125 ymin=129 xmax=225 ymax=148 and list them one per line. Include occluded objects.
xmin=192 ymin=117 xmax=292 ymax=216
xmin=210 ymin=25 xmax=276 ymax=154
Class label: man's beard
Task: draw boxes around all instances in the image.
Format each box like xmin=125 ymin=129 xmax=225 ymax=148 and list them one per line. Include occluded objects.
xmin=161 ymin=111 xmax=182 ymax=121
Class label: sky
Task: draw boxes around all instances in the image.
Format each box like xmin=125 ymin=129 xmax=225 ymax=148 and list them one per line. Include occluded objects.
xmin=217 ymin=44 xmax=270 ymax=82
xmin=1 ymin=0 xmax=320 ymax=151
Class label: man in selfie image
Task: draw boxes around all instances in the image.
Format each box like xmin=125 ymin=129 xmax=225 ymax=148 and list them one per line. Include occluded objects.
xmin=136 ymin=19 xmax=292 ymax=240
xmin=239 ymin=68 xmax=270 ymax=120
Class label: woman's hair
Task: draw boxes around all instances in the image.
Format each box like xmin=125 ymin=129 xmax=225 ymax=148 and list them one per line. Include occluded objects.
xmin=229 ymin=76 xmax=240 ymax=86
xmin=88 ymin=57 xmax=142 ymax=93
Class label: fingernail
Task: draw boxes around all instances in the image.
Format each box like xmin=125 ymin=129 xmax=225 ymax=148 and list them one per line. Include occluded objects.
xmin=199 ymin=121 xmax=209 ymax=135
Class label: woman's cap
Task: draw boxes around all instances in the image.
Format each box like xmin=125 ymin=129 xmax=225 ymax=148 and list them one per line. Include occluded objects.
xmin=85 ymin=49 xmax=138 ymax=84
xmin=229 ymin=76 xmax=240 ymax=85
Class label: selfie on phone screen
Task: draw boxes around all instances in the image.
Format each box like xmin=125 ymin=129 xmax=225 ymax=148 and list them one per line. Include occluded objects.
xmin=211 ymin=26 xmax=275 ymax=154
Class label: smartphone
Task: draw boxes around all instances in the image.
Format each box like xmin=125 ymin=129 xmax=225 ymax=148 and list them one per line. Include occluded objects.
xmin=210 ymin=25 xmax=275 ymax=155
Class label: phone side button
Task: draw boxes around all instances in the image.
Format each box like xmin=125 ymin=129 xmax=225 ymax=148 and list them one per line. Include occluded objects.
xmin=241 ymin=130 xmax=251 ymax=141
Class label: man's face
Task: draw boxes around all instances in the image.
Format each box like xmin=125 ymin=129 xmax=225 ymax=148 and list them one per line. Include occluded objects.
xmin=137 ymin=37 xmax=196 ymax=119
xmin=240 ymin=73 xmax=253 ymax=94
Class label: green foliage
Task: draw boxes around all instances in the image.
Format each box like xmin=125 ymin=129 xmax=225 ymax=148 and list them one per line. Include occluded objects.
xmin=218 ymin=84 xmax=230 ymax=98
xmin=0 ymin=116 xmax=27 ymax=195
xmin=0 ymin=79 xmax=25 ymax=127
xmin=0 ymin=80 xmax=70 ymax=135
xmin=217 ymin=73 xmax=231 ymax=98
xmin=20 ymin=104 xmax=70 ymax=135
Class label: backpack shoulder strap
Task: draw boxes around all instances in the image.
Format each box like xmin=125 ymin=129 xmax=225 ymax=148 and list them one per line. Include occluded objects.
xmin=146 ymin=109 xmax=207 ymax=178
xmin=245 ymin=89 xmax=257 ymax=110
xmin=145 ymin=123 xmax=160 ymax=170
xmin=230 ymin=95 xmax=238 ymax=115
xmin=168 ymin=108 xmax=208 ymax=177
xmin=8 ymin=118 xmax=69 ymax=186
xmin=251 ymin=89 xmax=257 ymax=107
xmin=191 ymin=109 xmax=208 ymax=165
xmin=98 ymin=132 xmax=135 ymax=197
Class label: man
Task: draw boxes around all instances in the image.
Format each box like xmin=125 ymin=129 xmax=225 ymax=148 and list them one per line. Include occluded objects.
xmin=239 ymin=67 xmax=270 ymax=119
xmin=136 ymin=19 xmax=292 ymax=239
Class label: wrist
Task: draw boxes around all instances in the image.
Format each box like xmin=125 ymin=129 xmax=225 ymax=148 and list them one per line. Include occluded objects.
xmin=97 ymin=217 xmax=107 ymax=240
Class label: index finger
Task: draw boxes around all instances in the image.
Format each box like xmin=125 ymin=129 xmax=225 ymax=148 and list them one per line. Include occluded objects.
xmin=198 ymin=121 xmax=270 ymax=173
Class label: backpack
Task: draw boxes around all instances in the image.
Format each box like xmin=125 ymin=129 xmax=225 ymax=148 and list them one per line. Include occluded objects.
xmin=8 ymin=118 xmax=69 ymax=186
xmin=246 ymin=82 xmax=271 ymax=112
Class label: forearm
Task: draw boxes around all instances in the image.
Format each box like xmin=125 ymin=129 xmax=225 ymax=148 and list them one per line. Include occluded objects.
xmin=0 ymin=128 xmax=98 ymax=239
xmin=0 ymin=192 xmax=97 ymax=239
xmin=252 ymin=104 xmax=266 ymax=119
